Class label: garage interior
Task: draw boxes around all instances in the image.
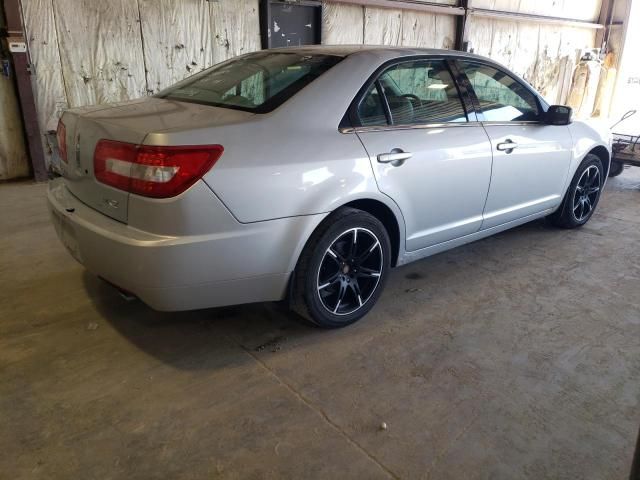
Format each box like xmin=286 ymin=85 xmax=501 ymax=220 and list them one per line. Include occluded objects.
xmin=1 ymin=0 xmax=640 ymax=478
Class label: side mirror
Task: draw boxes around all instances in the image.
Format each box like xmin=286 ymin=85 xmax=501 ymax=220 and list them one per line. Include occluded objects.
xmin=545 ymin=105 xmax=572 ymax=125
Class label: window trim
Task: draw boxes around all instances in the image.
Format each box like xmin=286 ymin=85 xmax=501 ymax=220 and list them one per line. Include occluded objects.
xmin=451 ymin=58 xmax=547 ymax=125
xmin=340 ymin=122 xmax=482 ymax=134
xmin=377 ymin=80 xmax=394 ymax=126
xmin=342 ymin=55 xmax=479 ymax=131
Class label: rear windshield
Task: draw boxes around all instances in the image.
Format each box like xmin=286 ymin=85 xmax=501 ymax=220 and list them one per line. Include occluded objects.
xmin=157 ymin=51 xmax=343 ymax=113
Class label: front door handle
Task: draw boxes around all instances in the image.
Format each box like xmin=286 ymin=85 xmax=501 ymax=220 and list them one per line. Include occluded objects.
xmin=377 ymin=150 xmax=412 ymax=166
xmin=496 ymin=140 xmax=518 ymax=153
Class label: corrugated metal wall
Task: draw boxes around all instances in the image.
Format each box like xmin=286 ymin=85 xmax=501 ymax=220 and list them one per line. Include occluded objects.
xmin=0 ymin=0 xmax=607 ymax=178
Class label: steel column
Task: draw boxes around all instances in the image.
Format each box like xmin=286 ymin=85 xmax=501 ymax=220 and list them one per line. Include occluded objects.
xmin=454 ymin=0 xmax=471 ymax=51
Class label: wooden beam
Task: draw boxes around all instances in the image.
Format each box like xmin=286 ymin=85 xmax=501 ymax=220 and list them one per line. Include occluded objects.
xmin=595 ymin=0 xmax=616 ymax=51
xmin=2 ymin=0 xmax=20 ymax=34
xmin=470 ymin=8 xmax=605 ymax=30
xmin=2 ymin=0 xmax=47 ymax=181
xmin=325 ymin=0 xmax=465 ymax=16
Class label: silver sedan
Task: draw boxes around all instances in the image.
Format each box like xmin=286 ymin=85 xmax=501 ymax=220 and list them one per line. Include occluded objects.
xmin=49 ymin=46 xmax=611 ymax=328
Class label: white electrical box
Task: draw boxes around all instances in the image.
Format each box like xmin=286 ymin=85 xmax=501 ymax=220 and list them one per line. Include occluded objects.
xmin=8 ymin=41 xmax=27 ymax=53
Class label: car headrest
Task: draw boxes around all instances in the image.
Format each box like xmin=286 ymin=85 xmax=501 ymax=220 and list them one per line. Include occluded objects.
xmin=360 ymin=95 xmax=386 ymax=125
xmin=387 ymin=96 xmax=414 ymax=125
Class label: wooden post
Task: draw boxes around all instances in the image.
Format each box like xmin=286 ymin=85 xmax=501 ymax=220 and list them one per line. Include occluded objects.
xmin=3 ymin=0 xmax=47 ymax=181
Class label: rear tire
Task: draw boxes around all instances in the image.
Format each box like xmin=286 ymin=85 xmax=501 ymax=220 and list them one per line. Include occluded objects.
xmin=608 ymin=160 xmax=624 ymax=177
xmin=291 ymin=207 xmax=391 ymax=328
xmin=548 ymin=154 xmax=604 ymax=228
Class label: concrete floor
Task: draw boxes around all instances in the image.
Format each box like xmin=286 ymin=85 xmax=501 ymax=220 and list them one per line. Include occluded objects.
xmin=2 ymin=169 xmax=640 ymax=480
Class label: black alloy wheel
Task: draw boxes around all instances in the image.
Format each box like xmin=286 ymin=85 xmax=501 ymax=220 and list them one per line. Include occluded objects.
xmin=291 ymin=207 xmax=391 ymax=328
xmin=548 ymin=153 xmax=604 ymax=228
xmin=316 ymin=227 xmax=383 ymax=316
xmin=572 ymin=165 xmax=601 ymax=222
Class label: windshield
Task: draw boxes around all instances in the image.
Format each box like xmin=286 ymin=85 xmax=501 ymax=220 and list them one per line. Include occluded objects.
xmin=157 ymin=51 xmax=343 ymax=113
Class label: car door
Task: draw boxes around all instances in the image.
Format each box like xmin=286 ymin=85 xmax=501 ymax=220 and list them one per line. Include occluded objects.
xmin=455 ymin=60 xmax=573 ymax=229
xmin=352 ymin=58 xmax=493 ymax=251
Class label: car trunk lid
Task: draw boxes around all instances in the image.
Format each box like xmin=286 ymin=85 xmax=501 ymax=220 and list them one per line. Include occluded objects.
xmin=59 ymin=97 xmax=254 ymax=223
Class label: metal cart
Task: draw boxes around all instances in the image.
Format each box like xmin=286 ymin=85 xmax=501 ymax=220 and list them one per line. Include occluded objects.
xmin=610 ymin=110 xmax=640 ymax=177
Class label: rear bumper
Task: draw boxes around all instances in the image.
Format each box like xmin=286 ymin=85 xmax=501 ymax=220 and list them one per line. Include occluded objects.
xmin=47 ymin=179 xmax=324 ymax=311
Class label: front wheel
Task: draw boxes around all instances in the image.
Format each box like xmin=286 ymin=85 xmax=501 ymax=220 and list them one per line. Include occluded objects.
xmin=548 ymin=153 xmax=604 ymax=228
xmin=291 ymin=208 xmax=391 ymax=328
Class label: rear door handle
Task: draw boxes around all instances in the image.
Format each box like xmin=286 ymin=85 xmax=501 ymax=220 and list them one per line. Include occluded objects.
xmin=377 ymin=150 xmax=412 ymax=166
xmin=497 ymin=140 xmax=518 ymax=152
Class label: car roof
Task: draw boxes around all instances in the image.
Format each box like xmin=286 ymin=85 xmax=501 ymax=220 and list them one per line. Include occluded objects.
xmin=266 ymin=44 xmax=550 ymax=112
xmin=265 ymin=44 xmax=490 ymax=62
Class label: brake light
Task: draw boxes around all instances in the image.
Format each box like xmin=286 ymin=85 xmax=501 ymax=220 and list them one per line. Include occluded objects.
xmin=56 ymin=120 xmax=68 ymax=163
xmin=94 ymin=140 xmax=223 ymax=198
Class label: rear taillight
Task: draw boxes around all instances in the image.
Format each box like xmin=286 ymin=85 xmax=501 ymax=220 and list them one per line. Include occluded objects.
xmin=56 ymin=120 xmax=68 ymax=163
xmin=94 ymin=140 xmax=223 ymax=198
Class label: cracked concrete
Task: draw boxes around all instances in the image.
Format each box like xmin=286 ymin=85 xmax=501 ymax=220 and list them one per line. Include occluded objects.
xmin=1 ymin=168 xmax=639 ymax=479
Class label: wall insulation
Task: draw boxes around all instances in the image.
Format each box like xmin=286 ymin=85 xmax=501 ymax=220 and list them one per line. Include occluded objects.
xmin=322 ymin=0 xmax=599 ymax=105
xmin=0 ymin=1 xmax=29 ymax=180
xmin=466 ymin=18 xmax=596 ymax=104
xmin=472 ymin=0 xmax=601 ymax=22
xmin=322 ymin=3 xmax=455 ymax=49
xmin=21 ymin=0 xmax=260 ymax=156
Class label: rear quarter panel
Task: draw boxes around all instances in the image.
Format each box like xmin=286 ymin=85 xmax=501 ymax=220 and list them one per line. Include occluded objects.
xmin=143 ymin=52 xmax=394 ymax=224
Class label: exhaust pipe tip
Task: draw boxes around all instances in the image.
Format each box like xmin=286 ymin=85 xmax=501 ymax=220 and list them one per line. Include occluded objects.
xmin=99 ymin=277 xmax=138 ymax=302
xmin=117 ymin=289 xmax=137 ymax=302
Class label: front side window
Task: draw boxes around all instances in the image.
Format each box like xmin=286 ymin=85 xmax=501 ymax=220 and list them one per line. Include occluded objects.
xmin=459 ymin=61 xmax=540 ymax=122
xmin=357 ymin=59 xmax=468 ymax=126
xmin=158 ymin=52 xmax=342 ymax=113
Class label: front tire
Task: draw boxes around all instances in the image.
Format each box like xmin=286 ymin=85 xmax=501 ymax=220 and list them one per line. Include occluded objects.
xmin=608 ymin=160 xmax=624 ymax=177
xmin=548 ymin=153 xmax=604 ymax=228
xmin=291 ymin=207 xmax=391 ymax=328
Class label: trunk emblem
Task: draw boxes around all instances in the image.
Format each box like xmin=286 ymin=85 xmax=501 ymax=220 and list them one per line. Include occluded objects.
xmin=103 ymin=198 xmax=119 ymax=209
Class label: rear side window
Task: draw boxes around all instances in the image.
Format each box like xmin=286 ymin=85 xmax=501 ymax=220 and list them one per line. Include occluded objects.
xmin=157 ymin=52 xmax=342 ymax=113
xmin=458 ymin=61 xmax=540 ymax=122
xmin=358 ymin=84 xmax=388 ymax=126
xmin=357 ymin=59 xmax=468 ymax=126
